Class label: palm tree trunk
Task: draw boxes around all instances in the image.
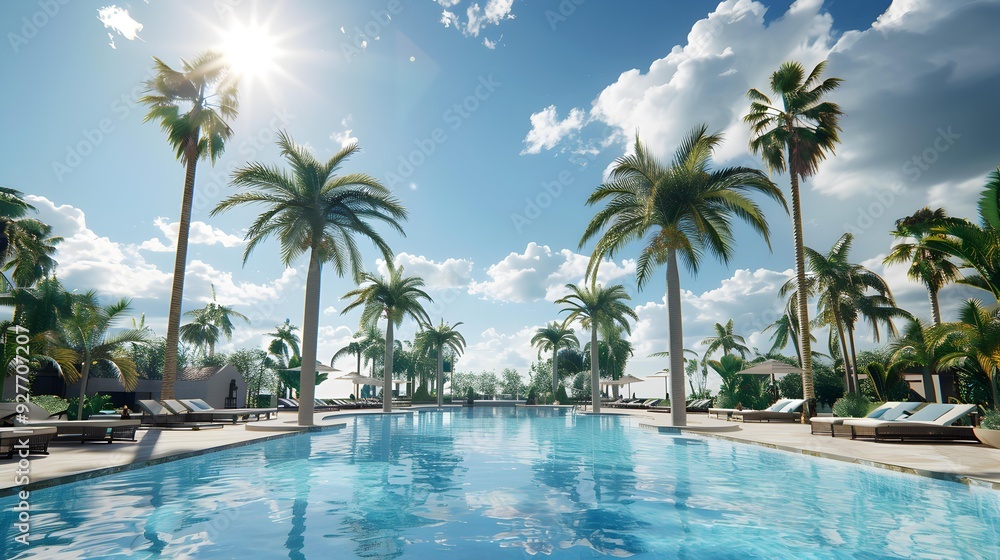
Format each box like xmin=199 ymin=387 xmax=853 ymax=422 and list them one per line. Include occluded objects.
xmin=789 ymin=172 xmax=815 ymax=421
xmin=297 ymin=251 xmax=321 ymax=426
xmin=436 ymin=346 xmax=444 ymax=407
xmin=928 ymin=286 xmax=942 ymax=326
xmin=383 ymin=316 xmax=394 ymax=413
xmin=590 ymin=327 xmax=600 ymax=414
xmin=667 ymin=249 xmax=686 ymax=427
xmin=832 ymin=306 xmax=853 ymax=393
xmin=77 ymin=351 xmax=91 ymax=420
xmin=551 ymin=346 xmax=559 ymax=399
xmin=161 ymin=144 xmax=199 ymax=401
xmin=846 ymin=323 xmax=860 ymax=394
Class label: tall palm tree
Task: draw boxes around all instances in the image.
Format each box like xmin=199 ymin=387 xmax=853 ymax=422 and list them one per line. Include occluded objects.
xmin=212 ymin=131 xmax=405 ymax=425
xmin=180 ymin=285 xmax=249 ymax=357
xmin=0 ymin=187 xmax=61 ymax=290
xmin=531 ymin=322 xmax=579 ymax=398
xmin=47 ymin=292 xmax=151 ymax=419
xmin=924 ymin=168 xmax=1000 ymax=301
xmin=353 ymin=322 xmax=386 ymax=378
xmin=586 ymin=322 xmax=634 ymax=399
xmin=341 ymin=262 xmax=432 ymax=412
xmin=931 ymin=298 xmax=1000 ymax=410
xmin=331 ymin=341 xmax=365 ymax=378
xmin=745 ymin=60 xmax=843 ymax=415
xmin=414 ymin=320 xmax=467 ymax=406
xmin=580 ymin=126 xmax=785 ymax=425
xmin=140 ymin=51 xmax=239 ymax=400
xmin=267 ymin=319 xmax=301 ymax=368
xmin=888 ymin=318 xmax=944 ymax=403
xmin=556 ymin=283 xmax=637 ymax=414
xmin=884 ymin=208 xmax=962 ymax=325
xmin=701 ymin=319 xmax=750 ymax=361
xmin=0 ymin=277 xmax=73 ymax=396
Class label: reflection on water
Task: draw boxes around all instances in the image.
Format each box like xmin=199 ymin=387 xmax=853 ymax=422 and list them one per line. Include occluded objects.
xmin=1 ymin=408 xmax=999 ymax=559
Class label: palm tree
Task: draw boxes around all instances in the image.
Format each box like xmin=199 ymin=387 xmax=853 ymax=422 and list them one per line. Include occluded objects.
xmin=415 ymin=320 xmax=467 ymax=406
xmin=212 ymin=131 xmax=405 ymax=425
xmin=331 ymin=341 xmax=365 ymax=378
xmin=139 ymin=51 xmax=239 ymax=401
xmin=701 ymin=319 xmax=750 ymax=361
xmin=586 ymin=323 xmax=634 ymax=399
xmin=0 ymin=187 xmax=61 ymax=290
xmin=931 ymin=299 xmax=1000 ymax=410
xmin=180 ymin=285 xmax=249 ymax=357
xmin=924 ymin=168 xmax=1000 ymax=301
xmin=580 ymin=126 xmax=785 ymax=425
xmin=556 ymin=283 xmax=637 ymax=414
xmin=888 ymin=318 xmax=943 ymax=403
xmin=341 ymin=262 xmax=432 ymax=412
xmin=531 ymin=322 xmax=579 ymax=398
xmin=745 ymin=59 xmax=843 ymax=415
xmin=267 ymin=319 xmax=300 ymax=368
xmin=884 ymin=208 xmax=962 ymax=325
xmin=0 ymin=277 xmax=73 ymax=396
xmin=47 ymin=292 xmax=151 ymax=419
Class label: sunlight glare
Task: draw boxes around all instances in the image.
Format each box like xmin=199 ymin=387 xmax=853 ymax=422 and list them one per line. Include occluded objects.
xmin=221 ymin=23 xmax=279 ymax=82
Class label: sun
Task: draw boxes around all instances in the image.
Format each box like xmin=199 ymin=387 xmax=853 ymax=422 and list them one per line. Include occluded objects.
xmin=220 ymin=22 xmax=279 ymax=82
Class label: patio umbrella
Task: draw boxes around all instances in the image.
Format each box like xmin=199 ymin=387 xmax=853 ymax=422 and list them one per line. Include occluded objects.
xmin=337 ymin=372 xmax=381 ymax=398
xmin=283 ymin=363 xmax=341 ymax=373
xmin=737 ymin=360 xmax=802 ymax=399
xmin=647 ymin=369 xmax=670 ymax=399
xmin=601 ymin=375 xmax=644 ymax=397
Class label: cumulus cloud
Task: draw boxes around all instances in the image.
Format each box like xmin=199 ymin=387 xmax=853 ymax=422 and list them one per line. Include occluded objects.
xmin=330 ymin=115 xmax=358 ymax=149
xmin=374 ymin=253 xmax=474 ymax=291
xmin=468 ymin=242 xmax=635 ymax=303
xmin=460 ymin=325 xmax=538 ymax=371
xmin=97 ymin=5 xmax=143 ymax=49
xmin=138 ymin=217 xmax=244 ymax=252
xmin=437 ymin=0 xmax=515 ymax=41
xmin=521 ymin=106 xmax=587 ymax=155
xmin=28 ymin=196 xmax=171 ymax=300
xmin=483 ymin=37 xmax=497 ymax=49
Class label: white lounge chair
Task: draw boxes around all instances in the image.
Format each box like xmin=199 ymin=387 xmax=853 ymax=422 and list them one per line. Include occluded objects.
xmin=809 ymin=402 xmax=917 ymax=436
xmin=844 ymin=403 xmax=978 ymax=442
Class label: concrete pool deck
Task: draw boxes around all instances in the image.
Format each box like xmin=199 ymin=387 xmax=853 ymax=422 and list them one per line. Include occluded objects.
xmin=2 ymin=407 xmax=999 ymax=496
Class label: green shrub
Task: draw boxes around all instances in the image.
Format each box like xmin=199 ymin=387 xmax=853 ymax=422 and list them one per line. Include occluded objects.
xmin=714 ymin=391 xmax=738 ymax=409
xmin=981 ymin=409 xmax=1000 ymax=430
xmin=815 ymin=364 xmax=845 ymax=407
xmin=778 ymin=372 xmax=803 ymax=399
xmin=526 ymin=387 xmax=537 ymax=405
xmin=466 ymin=387 xmax=476 ymax=402
xmin=31 ymin=395 xmax=68 ymax=415
xmin=554 ymin=384 xmax=568 ymax=404
xmin=832 ymin=393 xmax=872 ymax=418
xmin=412 ymin=384 xmax=433 ymax=403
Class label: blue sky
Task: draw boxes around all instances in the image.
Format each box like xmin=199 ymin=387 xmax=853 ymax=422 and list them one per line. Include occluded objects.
xmin=3 ymin=0 xmax=998 ymax=396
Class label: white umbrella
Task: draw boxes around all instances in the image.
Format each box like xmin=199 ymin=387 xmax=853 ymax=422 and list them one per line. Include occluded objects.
xmin=600 ymin=375 xmax=644 ymax=397
xmin=337 ymin=372 xmax=380 ymax=398
xmin=283 ymin=363 xmax=340 ymax=373
xmin=737 ymin=360 xmax=802 ymax=398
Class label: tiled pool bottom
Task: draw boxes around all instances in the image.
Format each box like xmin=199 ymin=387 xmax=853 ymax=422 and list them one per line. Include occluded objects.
xmin=2 ymin=408 xmax=999 ymax=559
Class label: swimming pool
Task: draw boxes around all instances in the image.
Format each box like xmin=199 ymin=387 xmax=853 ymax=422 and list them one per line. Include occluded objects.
xmin=2 ymin=407 xmax=999 ymax=558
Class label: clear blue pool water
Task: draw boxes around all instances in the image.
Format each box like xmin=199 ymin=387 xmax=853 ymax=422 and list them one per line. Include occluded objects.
xmin=2 ymin=407 xmax=999 ymax=559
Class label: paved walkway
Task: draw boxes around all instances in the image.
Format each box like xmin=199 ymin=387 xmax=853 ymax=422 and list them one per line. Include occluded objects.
xmin=3 ymin=408 xmax=999 ymax=496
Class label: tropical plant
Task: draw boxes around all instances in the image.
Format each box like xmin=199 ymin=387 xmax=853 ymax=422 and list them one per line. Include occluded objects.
xmin=499 ymin=367 xmax=524 ymax=398
xmin=267 ymin=319 xmax=301 ymax=368
xmin=531 ymin=322 xmax=579 ymax=398
xmin=415 ymin=320 xmax=466 ymax=406
xmin=140 ymin=51 xmax=239 ymax=401
xmin=884 ymin=208 xmax=963 ymax=325
xmin=982 ymin=410 xmax=1000 ymax=431
xmin=831 ymin=392 xmax=871 ymax=418
xmin=745 ymin=59 xmax=843 ymax=414
xmin=702 ymin=319 xmax=750 ymax=361
xmin=888 ymin=318 xmax=944 ymax=402
xmin=180 ymin=285 xmax=250 ymax=357
xmin=931 ymin=298 xmax=1000 ymax=410
xmin=47 ymin=291 xmax=151 ymax=419
xmin=212 ymin=131 xmax=405 ymax=425
xmin=556 ymin=282 xmax=637 ymax=413
xmin=580 ymin=126 xmax=785 ymax=424
xmin=341 ymin=262 xmax=431 ymax=412
xmin=227 ymin=348 xmax=277 ymax=407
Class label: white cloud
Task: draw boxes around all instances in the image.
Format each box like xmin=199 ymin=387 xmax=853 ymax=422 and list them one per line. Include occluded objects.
xmin=438 ymin=0 xmax=515 ymax=41
xmin=183 ymin=261 xmax=300 ymax=307
xmin=330 ymin=115 xmax=358 ymax=149
xmin=375 ymin=253 xmax=474 ymax=290
xmin=468 ymin=242 xmax=635 ymax=303
xmin=460 ymin=325 xmax=537 ymax=372
xmin=138 ymin=217 xmax=243 ymax=252
xmin=27 ymin=196 xmax=171 ymax=300
xmin=521 ymin=106 xmax=587 ymax=155
xmin=323 ymin=306 xmax=338 ymax=316
xmin=97 ymin=5 xmax=143 ymax=49
xmin=483 ymin=37 xmax=497 ymax=49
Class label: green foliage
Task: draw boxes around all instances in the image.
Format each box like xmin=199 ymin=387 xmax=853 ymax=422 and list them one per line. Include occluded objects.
xmin=465 ymin=387 xmax=476 ymax=402
xmin=554 ymin=384 xmax=569 ymax=404
xmin=814 ymin=362 xmax=845 ymax=406
xmin=227 ymin=348 xmax=278 ymax=406
xmin=571 ymin=372 xmax=589 ymax=400
xmin=499 ymin=368 xmax=524 ymax=397
xmin=66 ymin=394 xmax=113 ymax=420
xmin=858 ymin=363 xmax=910 ymax=402
xmin=832 ymin=393 xmax=872 ymax=418
xmin=981 ymin=409 xmax=1000 ymax=430
xmin=30 ymin=394 xmax=68 ymax=415
xmin=412 ymin=384 xmax=433 ymax=403
xmin=778 ymin=372 xmax=804 ymax=399
xmin=476 ymin=371 xmax=499 ymax=396
xmin=714 ymin=391 xmax=738 ymax=409
xmin=528 ymin=360 xmax=553 ymax=396
xmin=526 ymin=386 xmax=538 ymax=405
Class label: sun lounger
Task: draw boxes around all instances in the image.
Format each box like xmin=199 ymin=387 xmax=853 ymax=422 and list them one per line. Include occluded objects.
xmin=686 ymin=399 xmax=714 ymax=412
xmin=4 ymin=402 xmax=140 ymax=443
xmin=137 ymin=400 xmax=224 ymax=430
xmin=813 ymin=402 xmax=920 ymax=436
xmin=1 ymin=427 xmax=57 ymax=458
xmin=176 ymin=399 xmax=278 ymax=423
xmin=709 ymin=399 xmax=791 ymax=420
xmin=844 ymin=403 xmax=979 ymax=442
xmin=730 ymin=399 xmax=806 ymax=423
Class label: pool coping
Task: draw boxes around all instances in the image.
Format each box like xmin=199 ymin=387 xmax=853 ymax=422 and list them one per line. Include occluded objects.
xmin=639 ymin=423 xmax=1000 ymax=491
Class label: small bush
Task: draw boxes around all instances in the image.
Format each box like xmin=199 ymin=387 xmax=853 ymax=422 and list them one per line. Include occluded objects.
xmin=412 ymin=384 xmax=433 ymax=403
xmin=714 ymin=391 xmax=738 ymax=409
xmin=31 ymin=395 xmax=68 ymax=415
xmin=466 ymin=387 xmax=476 ymax=402
xmin=981 ymin=409 xmax=1000 ymax=430
xmin=832 ymin=393 xmax=872 ymax=418
xmin=778 ymin=372 xmax=804 ymax=399
xmin=554 ymin=384 xmax=568 ymax=404
xmin=526 ymin=387 xmax=537 ymax=405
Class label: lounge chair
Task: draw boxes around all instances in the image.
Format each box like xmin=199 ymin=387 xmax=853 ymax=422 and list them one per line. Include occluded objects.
xmin=3 ymin=402 xmax=140 ymax=443
xmin=1 ymin=427 xmax=57 ymax=458
xmin=686 ymin=399 xmax=713 ymax=413
xmin=136 ymin=400 xmax=224 ymax=430
xmin=811 ymin=402 xmax=919 ymax=436
xmin=709 ymin=399 xmax=791 ymax=420
xmin=844 ymin=403 xmax=979 ymax=442
xmin=730 ymin=399 xmax=806 ymax=423
xmin=176 ymin=399 xmax=278 ymax=423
